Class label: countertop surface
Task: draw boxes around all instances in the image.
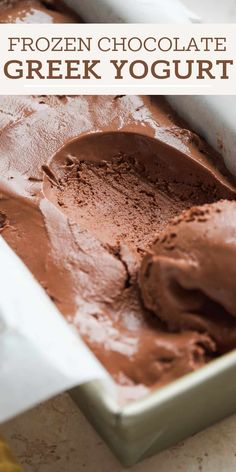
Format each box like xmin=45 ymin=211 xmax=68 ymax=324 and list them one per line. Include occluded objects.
xmin=2 ymin=393 xmax=236 ymax=472
xmin=2 ymin=1 xmax=236 ymax=471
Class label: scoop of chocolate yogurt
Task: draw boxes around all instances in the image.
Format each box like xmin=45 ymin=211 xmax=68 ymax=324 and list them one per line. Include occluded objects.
xmin=140 ymin=200 xmax=236 ymax=353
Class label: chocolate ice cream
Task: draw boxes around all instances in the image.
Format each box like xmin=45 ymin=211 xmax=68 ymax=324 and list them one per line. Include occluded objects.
xmin=140 ymin=200 xmax=236 ymax=354
xmin=0 ymin=94 xmax=235 ymax=398
xmin=0 ymin=0 xmax=79 ymax=23
xmin=0 ymin=1 xmax=236 ymax=400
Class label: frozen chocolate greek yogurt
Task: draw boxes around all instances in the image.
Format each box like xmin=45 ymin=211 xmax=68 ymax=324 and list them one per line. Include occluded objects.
xmin=1 ymin=1 xmax=236 ymax=401
xmin=0 ymin=94 xmax=236 ymax=399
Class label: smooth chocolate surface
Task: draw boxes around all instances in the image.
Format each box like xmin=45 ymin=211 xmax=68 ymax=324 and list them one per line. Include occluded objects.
xmin=1 ymin=1 xmax=236 ymax=401
xmin=0 ymin=0 xmax=79 ymax=23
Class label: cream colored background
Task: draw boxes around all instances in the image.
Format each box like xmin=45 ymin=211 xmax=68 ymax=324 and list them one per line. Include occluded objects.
xmin=2 ymin=1 xmax=236 ymax=470
xmin=2 ymin=23 xmax=236 ymax=95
